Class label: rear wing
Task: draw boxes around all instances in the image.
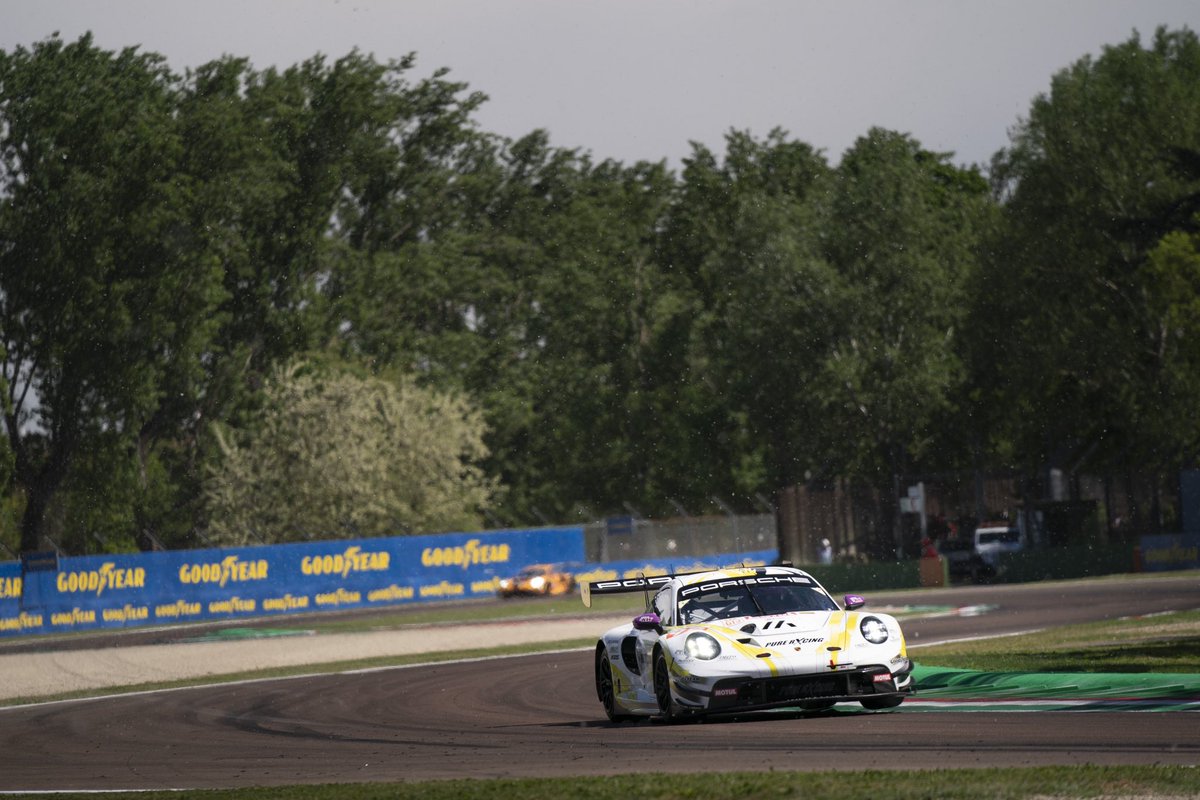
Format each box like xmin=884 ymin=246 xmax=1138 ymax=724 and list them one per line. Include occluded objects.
xmin=580 ymin=563 xmax=798 ymax=607
xmin=580 ymin=575 xmax=673 ymax=608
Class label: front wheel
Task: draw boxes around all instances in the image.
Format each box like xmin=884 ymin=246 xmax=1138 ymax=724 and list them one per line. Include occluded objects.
xmin=860 ymin=695 xmax=905 ymax=710
xmin=653 ymin=648 xmax=680 ymax=723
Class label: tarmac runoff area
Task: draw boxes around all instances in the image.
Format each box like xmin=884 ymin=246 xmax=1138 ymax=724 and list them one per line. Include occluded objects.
xmin=0 ymin=614 xmax=633 ymax=703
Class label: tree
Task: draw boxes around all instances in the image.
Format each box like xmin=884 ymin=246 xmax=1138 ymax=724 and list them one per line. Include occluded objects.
xmin=0 ymin=34 xmax=226 ymax=553
xmin=0 ymin=36 xmax=496 ymax=553
xmin=820 ymin=129 xmax=989 ymax=497
xmin=984 ymin=26 xmax=1200 ymax=485
xmin=661 ymin=129 xmax=837 ymax=501
xmin=203 ymin=361 xmax=496 ymax=544
xmin=1138 ymin=223 xmax=1200 ymax=468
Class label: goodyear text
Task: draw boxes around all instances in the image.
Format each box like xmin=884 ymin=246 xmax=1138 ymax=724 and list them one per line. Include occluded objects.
xmin=421 ymin=539 xmax=510 ymax=570
xmin=57 ymin=564 xmax=146 ymax=596
xmin=179 ymin=555 xmax=269 ymax=587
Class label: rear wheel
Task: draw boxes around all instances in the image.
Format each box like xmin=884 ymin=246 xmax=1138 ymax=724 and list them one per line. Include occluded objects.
xmin=860 ymin=695 xmax=905 ymax=710
xmin=595 ymin=644 xmax=631 ymax=722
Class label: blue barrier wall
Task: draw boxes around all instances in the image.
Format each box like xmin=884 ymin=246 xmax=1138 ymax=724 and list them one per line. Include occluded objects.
xmin=0 ymin=560 xmax=24 ymax=635
xmin=0 ymin=527 xmax=585 ymax=638
xmin=1140 ymin=533 xmax=1200 ymax=572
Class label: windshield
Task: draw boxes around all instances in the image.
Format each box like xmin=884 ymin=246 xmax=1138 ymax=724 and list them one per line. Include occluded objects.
xmin=976 ymin=529 xmax=1020 ymax=544
xmin=678 ymin=582 xmax=838 ymax=623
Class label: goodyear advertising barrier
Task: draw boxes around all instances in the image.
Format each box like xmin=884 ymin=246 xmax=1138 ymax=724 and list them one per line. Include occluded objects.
xmin=0 ymin=527 xmax=584 ymax=638
xmin=1140 ymin=533 xmax=1200 ymax=572
xmin=0 ymin=560 xmax=28 ymax=636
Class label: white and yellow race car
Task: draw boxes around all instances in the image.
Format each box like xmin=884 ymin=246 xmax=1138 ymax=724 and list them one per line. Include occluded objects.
xmin=583 ymin=564 xmax=913 ymax=721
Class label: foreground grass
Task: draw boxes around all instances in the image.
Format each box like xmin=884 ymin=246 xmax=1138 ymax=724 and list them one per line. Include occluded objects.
xmin=913 ymin=609 xmax=1200 ymax=673
xmin=23 ymin=766 xmax=1200 ymax=799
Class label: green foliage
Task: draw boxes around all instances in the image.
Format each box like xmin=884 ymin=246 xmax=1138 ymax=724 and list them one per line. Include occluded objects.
xmin=983 ymin=26 xmax=1200 ymax=476
xmin=0 ymin=33 xmax=226 ymax=551
xmin=2 ymin=25 xmax=1200 ymax=554
xmin=821 ymin=129 xmax=990 ymax=482
xmin=203 ymin=361 xmax=496 ymax=544
xmin=663 ymin=129 xmax=837 ymax=497
xmin=1138 ymin=224 xmax=1200 ymax=464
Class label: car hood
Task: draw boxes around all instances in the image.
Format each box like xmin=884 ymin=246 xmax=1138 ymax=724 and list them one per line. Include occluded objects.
xmin=672 ymin=610 xmax=841 ymax=646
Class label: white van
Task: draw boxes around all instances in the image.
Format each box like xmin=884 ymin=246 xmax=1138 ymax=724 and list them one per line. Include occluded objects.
xmin=973 ymin=523 xmax=1024 ymax=568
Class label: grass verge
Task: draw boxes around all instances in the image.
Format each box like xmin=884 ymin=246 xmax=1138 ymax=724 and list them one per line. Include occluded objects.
xmin=912 ymin=609 xmax=1200 ymax=673
xmin=23 ymin=765 xmax=1200 ymax=800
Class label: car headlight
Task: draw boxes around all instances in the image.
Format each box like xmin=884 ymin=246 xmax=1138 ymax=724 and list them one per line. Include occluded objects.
xmin=685 ymin=632 xmax=721 ymax=660
xmin=529 ymin=576 xmax=546 ymax=589
xmin=859 ymin=616 xmax=889 ymax=644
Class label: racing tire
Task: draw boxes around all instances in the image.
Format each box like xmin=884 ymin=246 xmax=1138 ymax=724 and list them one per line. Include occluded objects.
xmin=595 ymin=645 xmax=633 ymax=722
xmin=860 ymin=695 xmax=905 ymax=710
xmin=652 ymin=647 xmax=680 ymax=723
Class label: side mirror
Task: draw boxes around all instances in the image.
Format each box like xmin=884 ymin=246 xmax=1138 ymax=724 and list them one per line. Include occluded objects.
xmin=633 ymin=612 xmax=663 ymax=632
xmin=844 ymin=594 xmax=865 ymax=610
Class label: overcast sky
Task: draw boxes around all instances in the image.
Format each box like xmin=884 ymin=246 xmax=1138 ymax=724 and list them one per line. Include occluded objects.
xmin=4 ymin=1 xmax=1199 ymax=170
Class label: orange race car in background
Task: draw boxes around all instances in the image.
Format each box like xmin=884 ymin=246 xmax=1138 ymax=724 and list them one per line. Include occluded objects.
xmin=497 ymin=563 xmax=577 ymax=598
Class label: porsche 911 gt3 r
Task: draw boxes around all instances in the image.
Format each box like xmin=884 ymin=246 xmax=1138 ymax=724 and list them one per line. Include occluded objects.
xmin=497 ymin=563 xmax=576 ymax=597
xmin=582 ymin=564 xmax=913 ymax=721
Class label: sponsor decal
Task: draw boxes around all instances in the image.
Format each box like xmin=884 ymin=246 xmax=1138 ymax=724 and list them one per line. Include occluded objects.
xmin=178 ymin=556 xmax=268 ymax=587
xmin=873 ymin=672 xmax=894 ymax=683
xmin=154 ymin=600 xmax=202 ymax=619
xmin=0 ymin=612 xmax=43 ymax=632
xmin=315 ymin=588 xmax=362 ymax=606
xmin=713 ymin=687 xmax=739 ymax=697
xmin=367 ymin=585 xmax=415 ymax=603
xmin=770 ymin=637 xmax=826 ymax=646
xmin=418 ymin=580 xmax=465 ymax=598
xmin=592 ymin=576 xmax=672 ymax=592
xmin=100 ymin=605 xmax=149 ymax=623
xmin=1142 ymin=535 xmax=1199 ymax=569
xmin=0 ymin=576 xmax=22 ymax=599
xmin=678 ymin=574 xmax=812 ymax=597
xmin=206 ymin=597 xmax=257 ymax=615
xmin=262 ymin=594 xmax=310 ymax=612
xmin=759 ymin=620 xmax=798 ymax=630
xmin=471 ymin=577 xmax=501 ymax=593
xmin=50 ymin=607 xmax=97 ymax=626
xmin=421 ymin=539 xmax=510 ymax=570
xmin=575 ymin=568 xmax=619 ymax=584
xmin=57 ymin=564 xmax=147 ymax=596
xmin=301 ymin=546 xmax=390 ymax=578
